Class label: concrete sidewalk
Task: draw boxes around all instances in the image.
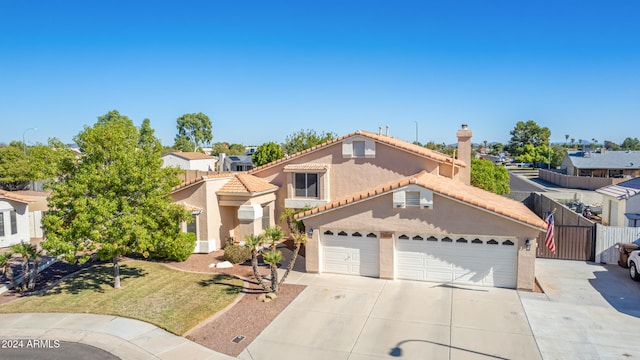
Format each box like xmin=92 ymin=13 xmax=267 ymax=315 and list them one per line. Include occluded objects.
xmin=521 ymin=259 xmax=640 ymax=359
xmin=0 ymin=313 xmax=234 ymax=360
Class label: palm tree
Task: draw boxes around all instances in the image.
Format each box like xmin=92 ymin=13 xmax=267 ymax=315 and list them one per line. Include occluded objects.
xmin=244 ymin=233 xmax=269 ymax=291
xmin=9 ymin=241 xmax=41 ymax=292
xmin=264 ymin=226 xmax=285 ymax=250
xmin=278 ymin=231 xmax=307 ymax=286
xmin=262 ymin=250 xmax=283 ymax=293
xmin=565 ymin=134 xmax=569 ymax=147
xmin=0 ymin=252 xmax=18 ymax=290
xmin=570 ymin=138 xmax=575 ymax=149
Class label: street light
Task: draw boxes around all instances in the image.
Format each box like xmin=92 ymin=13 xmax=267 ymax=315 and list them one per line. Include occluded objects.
xmin=22 ymin=127 xmax=37 ymax=155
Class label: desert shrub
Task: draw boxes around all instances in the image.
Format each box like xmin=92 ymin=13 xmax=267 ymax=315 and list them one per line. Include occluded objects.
xmin=152 ymin=232 xmax=196 ymax=262
xmin=223 ymin=243 xmax=251 ymax=264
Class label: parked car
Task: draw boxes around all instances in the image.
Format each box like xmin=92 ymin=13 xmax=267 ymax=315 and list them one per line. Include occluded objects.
xmin=628 ymin=249 xmax=640 ymax=281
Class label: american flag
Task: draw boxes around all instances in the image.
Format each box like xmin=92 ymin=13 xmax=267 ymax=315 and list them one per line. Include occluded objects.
xmin=545 ymin=212 xmax=556 ymax=254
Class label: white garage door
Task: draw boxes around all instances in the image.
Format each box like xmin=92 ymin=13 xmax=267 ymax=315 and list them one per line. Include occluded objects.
xmin=396 ymin=234 xmax=517 ymax=288
xmin=322 ymin=230 xmax=379 ymax=277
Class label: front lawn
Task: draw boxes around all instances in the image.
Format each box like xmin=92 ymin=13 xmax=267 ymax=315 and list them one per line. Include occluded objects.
xmin=0 ymin=260 xmax=243 ymax=335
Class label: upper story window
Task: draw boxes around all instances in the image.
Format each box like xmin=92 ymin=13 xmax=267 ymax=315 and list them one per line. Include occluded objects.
xmin=342 ymin=137 xmax=375 ymax=158
xmin=0 ymin=212 xmax=4 ymax=237
xmin=295 ymin=173 xmax=318 ymax=198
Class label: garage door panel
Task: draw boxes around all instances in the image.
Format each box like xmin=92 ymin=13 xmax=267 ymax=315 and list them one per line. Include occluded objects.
xmin=396 ymin=235 xmax=517 ymax=288
xmin=322 ymin=232 xmax=379 ymax=277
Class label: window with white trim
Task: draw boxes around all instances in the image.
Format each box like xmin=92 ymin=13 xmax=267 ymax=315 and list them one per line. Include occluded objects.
xmin=353 ymin=141 xmax=365 ymax=157
xmin=406 ymin=191 xmax=420 ymax=207
xmin=186 ymin=214 xmax=197 ymax=235
xmin=295 ymin=173 xmax=318 ymax=198
xmin=0 ymin=213 xmax=4 ymax=237
xmin=10 ymin=210 xmax=17 ymax=235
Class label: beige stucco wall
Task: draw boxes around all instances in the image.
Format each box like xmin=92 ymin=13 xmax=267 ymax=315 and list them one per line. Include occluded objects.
xmin=171 ymin=178 xmax=232 ymax=251
xmin=301 ymin=191 xmax=541 ymax=290
xmin=252 ymin=140 xmax=457 ymax=231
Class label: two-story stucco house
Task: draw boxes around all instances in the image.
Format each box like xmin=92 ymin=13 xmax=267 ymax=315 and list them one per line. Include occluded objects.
xmin=171 ymin=125 xmax=546 ymax=290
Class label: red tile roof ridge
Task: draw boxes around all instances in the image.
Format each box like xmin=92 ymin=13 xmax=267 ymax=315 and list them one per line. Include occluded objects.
xmin=249 ymin=130 xmax=466 ymax=174
xmin=171 ymin=172 xmax=237 ymax=192
xmin=0 ymin=189 xmax=36 ymax=203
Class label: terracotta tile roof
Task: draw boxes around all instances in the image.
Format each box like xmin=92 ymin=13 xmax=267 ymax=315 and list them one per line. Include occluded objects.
xmin=0 ymin=189 xmax=35 ymax=203
xmin=167 ymin=152 xmax=215 ymax=160
xmin=297 ymin=170 xmax=547 ymax=230
xmin=171 ymin=172 xmax=236 ymax=192
xmin=283 ymin=163 xmax=330 ymax=171
xmin=218 ymin=173 xmax=278 ymax=195
xmin=249 ymin=130 xmax=466 ymax=174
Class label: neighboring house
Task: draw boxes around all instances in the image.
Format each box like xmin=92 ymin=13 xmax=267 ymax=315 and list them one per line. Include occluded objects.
xmin=162 ymin=152 xmax=217 ymax=172
xmin=172 ymin=125 xmax=546 ymax=290
xmin=596 ymin=177 xmax=640 ymax=227
xmin=14 ymin=190 xmax=49 ymax=239
xmin=0 ymin=190 xmax=35 ymax=248
xmin=561 ymin=149 xmax=640 ymax=178
xmin=219 ymin=152 xmax=255 ymax=172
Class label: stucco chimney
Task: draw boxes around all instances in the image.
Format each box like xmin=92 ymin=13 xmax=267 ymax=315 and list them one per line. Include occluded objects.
xmin=456 ymin=124 xmax=472 ymax=185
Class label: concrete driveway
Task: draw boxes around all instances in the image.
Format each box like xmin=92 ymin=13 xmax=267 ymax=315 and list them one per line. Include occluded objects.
xmin=239 ymin=272 xmax=541 ymax=360
xmin=521 ymin=259 xmax=640 ymax=360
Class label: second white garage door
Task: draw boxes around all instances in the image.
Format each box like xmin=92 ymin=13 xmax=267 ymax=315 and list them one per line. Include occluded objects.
xmin=321 ymin=230 xmax=379 ymax=277
xmin=396 ymin=234 xmax=517 ymax=288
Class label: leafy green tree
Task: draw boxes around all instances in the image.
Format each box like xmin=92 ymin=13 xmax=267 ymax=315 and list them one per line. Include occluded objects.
xmin=423 ymin=141 xmax=455 ymax=156
xmin=210 ymin=142 xmax=245 ymax=156
xmin=621 ymin=137 xmax=640 ymax=150
xmin=470 ymin=159 xmax=510 ymax=195
xmin=42 ymin=110 xmax=190 ymax=288
xmin=550 ymin=144 xmax=566 ymax=168
xmin=252 ymin=142 xmax=284 ymax=167
xmin=517 ymin=143 xmax=551 ymax=165
xmin=603 ymin=140 xmax=620 ymax=151
xmin=489 ymin=142 xmax=505 ymax=156
xmin=29 ymin=138 xmax=76 ymax=182
xmin=0 ymin=145 xmax=30 ymax=190
xmin=173 ymin=112 xmax=213 ymax=152
xmin=506 ymin=120 xmax=550 ymax=158
xmin=282 ymin=129 xmax=336 ymax=155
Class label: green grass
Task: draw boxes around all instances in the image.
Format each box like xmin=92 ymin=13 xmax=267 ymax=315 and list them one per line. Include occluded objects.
xmin=0 ymin=260 xmax=243 ymax=335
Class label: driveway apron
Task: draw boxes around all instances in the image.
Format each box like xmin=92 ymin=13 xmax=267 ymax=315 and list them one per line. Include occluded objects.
xmin=240 ymin=274 xmax=541 ymax=360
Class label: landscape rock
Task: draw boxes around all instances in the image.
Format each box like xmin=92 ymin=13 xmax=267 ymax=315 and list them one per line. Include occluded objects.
xmin=215 ymin=261 xmax=233 ymax=268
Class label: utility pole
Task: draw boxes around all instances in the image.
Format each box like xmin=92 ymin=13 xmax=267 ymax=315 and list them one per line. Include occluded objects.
xmin=22 ymin=127 xmax=37 ymax=155
xmin=414 ymin=121 xmax=418 ymax=143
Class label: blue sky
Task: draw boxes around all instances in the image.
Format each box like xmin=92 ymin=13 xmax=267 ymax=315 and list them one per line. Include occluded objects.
xmin=1 ymin=1 xmax=638 ymax=148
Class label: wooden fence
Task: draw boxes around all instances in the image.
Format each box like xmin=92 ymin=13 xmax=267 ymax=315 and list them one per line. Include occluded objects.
xmin=595 ymin=224 xmax=640 ymax=264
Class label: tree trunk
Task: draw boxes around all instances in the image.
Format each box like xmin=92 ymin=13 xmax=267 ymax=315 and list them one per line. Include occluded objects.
xmin=20 ymin=257 xmax=29 ymax=292
xmin=113 ymin=257 xmax=121 ymax=289
xmin=270 ymin=265 xmax=279 ymax=293
xmin=28 ymin=257 xmax=38 ymax=291
xmin=5 ymin=267 xmax=18 ymax=290
xmin=251 ymin=250 xmax=269 ymax=291
xmin=278 ymin=241 xmax=300 ymax=287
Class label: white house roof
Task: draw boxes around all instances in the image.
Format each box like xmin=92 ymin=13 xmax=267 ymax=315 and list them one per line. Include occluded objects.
xmin=596 ymin=177 xmax=640 ymax=199
xmin=165 ymin=152 xmax=216 ymax=161
xmin=566 ymin=150 xmax=640 ymax=170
